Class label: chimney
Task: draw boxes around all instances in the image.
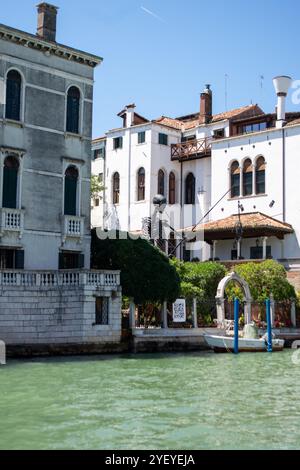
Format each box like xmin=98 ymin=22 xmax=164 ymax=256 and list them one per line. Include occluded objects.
xmin=273 ymin=76 xmax=292 ymax=128
xmin=199 ymin=84 xmax=212 ymax=124
xmin=125 ymin=104 xmax=136 ymax=127
xmin=37 ymin=3 xmax=59 ymax=42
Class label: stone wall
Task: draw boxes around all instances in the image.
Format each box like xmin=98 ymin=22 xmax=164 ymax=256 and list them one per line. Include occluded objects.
xmin=0 ymin=272 xmax=122 ymax=354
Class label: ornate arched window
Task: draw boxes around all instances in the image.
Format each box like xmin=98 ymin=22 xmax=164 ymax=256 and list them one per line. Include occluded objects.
xmin=169 ymin=172 xmax=176 ymax=205
xmin=256 ymin=157 xmax=266 ymax=194
xmin=185 ymin=173 xmax=195 ymax=204
xmin=3 ymin=156 xmax=19 ymax=209
xmin=137 ymin=168 xmax=145 ymax=201
xmin=158 ymin=169 xmax=165 ymax=196
xmin=243 ymin=159 xmax=253 ymax=196
xmin=5 ymin=70 xmax=22 ymax=121
xmin=66 ymin=86 xmax=80 ymax=134
xmin=112 ymin=172 xmax=120 ymax=204
xmin=64 ymin=166 xmax=79 ymax=216
xmin=230 ymin=161 xmax=240 ymax=198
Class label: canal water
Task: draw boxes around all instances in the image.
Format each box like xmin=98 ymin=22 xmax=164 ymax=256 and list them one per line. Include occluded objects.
xmin=0 ymin=350 xmax=300 ymax=450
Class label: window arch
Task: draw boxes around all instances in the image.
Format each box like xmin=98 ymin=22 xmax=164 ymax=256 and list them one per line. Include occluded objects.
xmin=230 ymin=161 xmax=240 ymax=198
xmin=64 ymin=166 xmax=79 ymax=216
xmin=3 ymin=156 xmax=20 ymax=209
xmin=112 ymin=172 xmax=120 ymax=204
xmin=185 ymin=173 xmax=195 ymax=204
xmin=137 ymin=167 xmax=145 ymax=201
xmin=243 ymin=159 xmax=253 ymax=196
xmin=256 ymin=157 xmax=266 ymax=194
xmin=5 ymin=70 xmax=22 ymax=121
xmin=158 ymin=169 xmax=165 ymax=196
xmin=66 ymin=86 xmax=80 ymax=134
xmin=169 ymin=172 xmax=176 ymax=205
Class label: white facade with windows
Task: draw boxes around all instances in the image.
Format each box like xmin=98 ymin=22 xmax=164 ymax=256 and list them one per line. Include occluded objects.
xmin=92 ymin=81 xmax=300 ymax=269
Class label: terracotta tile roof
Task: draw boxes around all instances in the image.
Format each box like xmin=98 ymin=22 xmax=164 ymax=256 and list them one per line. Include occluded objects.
xmin=285 ymin=117 xmax=300 ymax=127
xmin=154 ymin=105 xmax=264 ymax=131
xmin=186 ymin=212 xmax=293 ymax=235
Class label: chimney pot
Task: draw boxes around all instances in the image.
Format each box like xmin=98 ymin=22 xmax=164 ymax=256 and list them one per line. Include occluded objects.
xmin=273 ymin=75 xmax=292 ymax=126
xmin=36 ymin=3 xmax=59 ymax=42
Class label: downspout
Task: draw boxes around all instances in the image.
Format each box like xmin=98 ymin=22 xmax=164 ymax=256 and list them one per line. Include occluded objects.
xmin=180 ymin=160 xmax=183 ymax=260
xmin=128 ymin=130 xmax=132 ymax=232
xmin=282 ymin=128 xmax=286 ymax=222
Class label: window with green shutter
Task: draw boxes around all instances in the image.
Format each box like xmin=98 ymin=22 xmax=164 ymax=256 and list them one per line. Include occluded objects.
xmin=2 ymin=156 xmax=19 ymax=209
xmin=159 ymin=133 xmax=168 ymax=146
xmin=138 ymin=132 xmax=146 ymax=144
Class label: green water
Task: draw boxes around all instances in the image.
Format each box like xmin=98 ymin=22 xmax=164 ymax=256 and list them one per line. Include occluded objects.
xmin=0 ymin=351 xmax=300 ymax=450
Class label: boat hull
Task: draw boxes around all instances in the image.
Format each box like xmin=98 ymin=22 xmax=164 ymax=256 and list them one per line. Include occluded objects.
xmin=204 ymin=334 xmax=285 ymax=353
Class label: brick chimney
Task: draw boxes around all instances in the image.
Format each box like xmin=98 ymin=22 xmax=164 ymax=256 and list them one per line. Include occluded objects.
xmin=37 ymin=3 xmax=59 ymax=42
xmin=199 ymin=84 xmax=212 ymax=124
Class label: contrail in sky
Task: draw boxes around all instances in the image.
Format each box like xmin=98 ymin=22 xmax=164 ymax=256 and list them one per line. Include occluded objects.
xmin=141 ymin=6 xmax=165 ymax=23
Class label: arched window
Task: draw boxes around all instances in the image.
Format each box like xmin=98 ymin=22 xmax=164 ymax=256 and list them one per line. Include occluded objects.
xmin=230 ymin=161 xmax=240 ymax=198
xmin=3 ymin=156 xmax=19 ymax=209
xmin=169 ymin=172 xmax=176 ymax=205
xmin=185 ymin=173 xmax=195 ymax=204
xmin=256 ymin=157 xmax=266 ymax=194
xmin=66 ymin=86 xmax=80 ymax=134
xmin=243 ymin=159 xmax=253 ymax=196
xmin=64 ymin=166 xmax=79 ymax=216
xmin=5 ymin=70 xmax=22 ymax=121
xmin=137 ymin=168 xmax=145 ymax=201
xmin=158 ymin=169 xmax=165 ymax=196
xmin=112 ymin=172 xmax=120 ymax=204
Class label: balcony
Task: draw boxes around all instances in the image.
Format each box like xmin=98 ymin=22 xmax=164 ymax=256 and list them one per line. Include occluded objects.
xmin=0 ymin=208 xmax=24 ymax=238
xmin=171 ymin=137 xmax=212 ymax=161
xmin=63 ymin=215 xmax=84 ymax=242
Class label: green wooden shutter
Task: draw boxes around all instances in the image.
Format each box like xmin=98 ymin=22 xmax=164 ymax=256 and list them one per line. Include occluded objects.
xmin=64 ymin=177 xmax=77 ymax=215
xmin=15 ymin=250 xmax=24 ymax=269
xmin=2 ymin=167 xmax=18 ymax=209
xmin=78 ymin=253 xmax=85 ymax=269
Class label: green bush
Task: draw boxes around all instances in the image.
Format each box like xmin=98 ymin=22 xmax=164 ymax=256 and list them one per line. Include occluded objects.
xmin=91 ymin=229 xmax=180 ymax=305
xmin=226 ymin=260 xmax=296 ymax=302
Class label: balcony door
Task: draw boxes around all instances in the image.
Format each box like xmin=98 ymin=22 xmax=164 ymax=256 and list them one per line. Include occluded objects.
xmin=3 ymin=156 xmax=19 ymax=209
xmin=64 ymin=166 xmax=78 ymax=216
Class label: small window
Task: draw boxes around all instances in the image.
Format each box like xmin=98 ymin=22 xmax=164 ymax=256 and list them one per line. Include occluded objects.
xmin=66 ymin=86 xmax=80 ymax=134
xmin=185 ymin=173 xmax=195 ymax=205
xmin=137 ymin=167 xmax=145 ymax=201
xmin=113 ymin=137 xmax=123 ymax=150
xmin=213 ymin=129 xmax=225 ymax=139
xmin=256 ymin=157 xmax=266 ymax=194
xmin=230 ymin=161 xmax=240 ymax=198
xmin=138 ymin=131 xmax=146 ymax=144
xmin=113 ymin=172 xmax=120 ymax=204
xmin=169 ymin=172 xmax=176 ymax=205
xmin=59 ymin=252 xmax=84 ymax=270
xmin=95 ymin=297 xmax=109 ymax=325
xmin=95 ymin=198 xmax=100 ymax=207
xmin=159 ymin=133 xmax=168 ymax=146
xmin=5 ymin=70 xmax=22 ymax=121
xmin=158 ymin=169 xmax=165 ymax=196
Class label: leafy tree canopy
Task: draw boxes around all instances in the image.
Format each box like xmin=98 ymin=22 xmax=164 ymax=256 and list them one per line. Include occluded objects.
xmin=91 ymin=229 xmax=180 ymax=304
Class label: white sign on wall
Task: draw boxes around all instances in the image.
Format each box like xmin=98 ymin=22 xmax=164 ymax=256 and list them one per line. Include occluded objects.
xmin=173 ymin=299 xmax=186 ymax=323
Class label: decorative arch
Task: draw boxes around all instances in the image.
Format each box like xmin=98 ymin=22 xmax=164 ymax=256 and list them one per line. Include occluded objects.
xmin=215 ymin=272 xmax=252 ymax=327
xmin=66 ymin=86 xmax=81 ymax=134
xmin=5 ymin=69 xmax=22 ymax=121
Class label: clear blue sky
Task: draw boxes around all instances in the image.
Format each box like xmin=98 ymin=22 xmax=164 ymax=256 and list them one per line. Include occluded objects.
xmin=3 ymin=0 xmax=300 ymax=137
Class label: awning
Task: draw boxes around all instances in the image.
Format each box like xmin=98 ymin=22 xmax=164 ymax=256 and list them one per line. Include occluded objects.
xmin=184 ymin=212 xmax=294 ymax=243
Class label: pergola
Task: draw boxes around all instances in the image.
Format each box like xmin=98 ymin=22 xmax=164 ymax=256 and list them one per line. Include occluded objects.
xmin=185 ymin=212 xmax=294 ymax=260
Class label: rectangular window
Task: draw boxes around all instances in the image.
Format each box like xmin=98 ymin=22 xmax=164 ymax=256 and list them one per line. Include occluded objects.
xmin=213 ymin=129 xmax=225 ymax=139
xmin=256 ymin=170 xmax=266 ymax=194
xmin=113 ymin=137 xmax=123 ymax=150
xmin=59 ymin=252 xmax=84 ymax=270
xmin=243 ymin=172 xmax=253 ymax=196
xmin=231 ymin=174 xmax=240 ymax=198
xmin=95 ymin=297 xmax=109 ymax=325
xmin=138 ymin=131 xmax=146 ymax=144
xmin=250 ymin=246 xmax=272 ymax=260
xmin=158 ymin=133 xmax=168 ymax=146
xmin=0 ymin=249 xmax=24 ymax=269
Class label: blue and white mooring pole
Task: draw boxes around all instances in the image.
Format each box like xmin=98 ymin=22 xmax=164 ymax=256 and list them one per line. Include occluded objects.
xmin=266 ymin=298 xmax=273 ymax=353
xmin=234 ymin=298 xmax=239 ymax=354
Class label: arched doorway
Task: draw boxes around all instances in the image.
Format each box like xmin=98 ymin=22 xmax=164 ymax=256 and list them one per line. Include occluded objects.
xmin=215 ymin=272 xmax=252 ymax=328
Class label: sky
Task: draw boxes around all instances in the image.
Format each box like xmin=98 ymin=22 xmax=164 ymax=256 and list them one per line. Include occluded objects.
xmin=2 ymin=0 xmax=300 ymax=137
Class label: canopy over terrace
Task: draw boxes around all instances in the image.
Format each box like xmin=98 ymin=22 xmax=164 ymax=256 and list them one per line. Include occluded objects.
xmin=185 ymin=212 xmax=294 ymax=261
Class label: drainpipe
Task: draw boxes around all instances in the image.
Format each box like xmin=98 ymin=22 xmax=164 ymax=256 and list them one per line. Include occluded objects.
xmin=282 ymin=128 xmax=286 ymax=222
xmin=128 ymin=130 xmax=132 ymax=232
xmin=180 ymin=160 xmax=183 ymax=260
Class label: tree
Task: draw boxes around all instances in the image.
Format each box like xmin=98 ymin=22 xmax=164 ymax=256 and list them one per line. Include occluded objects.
xmin=91 ymin=229 xmax=180 ymax=304
xmin=91 ymin=175 xmax=105 ymax=199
